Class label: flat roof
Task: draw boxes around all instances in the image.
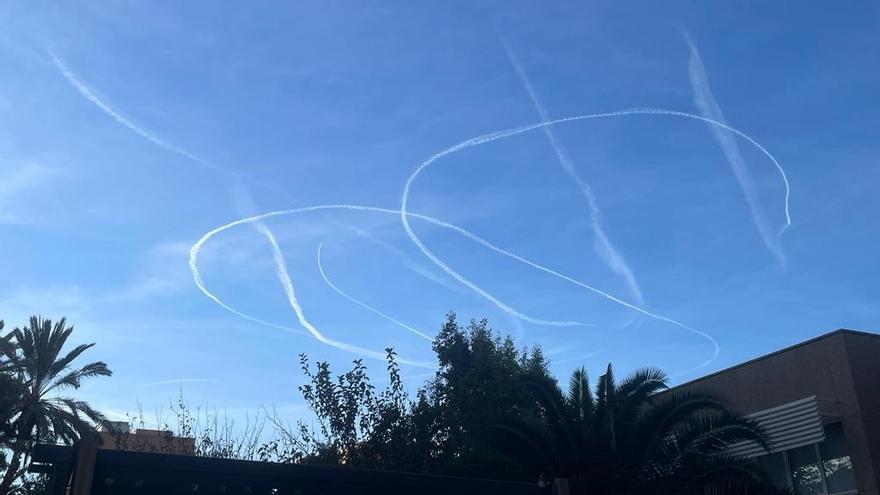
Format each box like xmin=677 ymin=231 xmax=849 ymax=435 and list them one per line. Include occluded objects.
xmin=670 ymin=328 xmax=880 ymax=391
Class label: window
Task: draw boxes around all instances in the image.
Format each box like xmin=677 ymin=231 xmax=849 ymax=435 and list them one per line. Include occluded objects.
xmin=753 ymin=423 xmax=857 ymax=495
xmin=819 ymin=423 xmax=856 ymax=494
xmin=789 ymin=444 xmax=825 ymax=495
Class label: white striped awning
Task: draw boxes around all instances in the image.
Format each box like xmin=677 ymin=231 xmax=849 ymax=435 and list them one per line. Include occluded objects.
xmin=728 ymin=396 xmax=825 ymax=458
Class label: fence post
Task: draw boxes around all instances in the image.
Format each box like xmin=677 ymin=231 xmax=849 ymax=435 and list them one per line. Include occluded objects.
xmin=70 ymin=433 xmax=99 ymax=495
xmin=47 ymin=459 xmax=72 ymax=495
xmin=552 ymin=477 xmax=570 ymax=495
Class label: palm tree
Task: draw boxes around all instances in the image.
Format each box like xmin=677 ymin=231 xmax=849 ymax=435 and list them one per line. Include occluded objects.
xmin=0 ymin=317 xmax=112 ymax=495
xmin=486 ymin=363 xmax=784 ymax=494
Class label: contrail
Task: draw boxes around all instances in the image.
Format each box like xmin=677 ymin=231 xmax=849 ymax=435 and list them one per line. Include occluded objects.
xmin=402 ymin=109 xmax=791 ymax=372
xmin=190 ymin=204 xmax=718 ymax=373
xmin=48 ymin=48 xmax=297 ymax=198
xmin=48 ymin=49 xmax=226 ymax=175
xmin=256 ymin=223 xmax=434 ymax=368
xmin=189 ymin=206 xmax=591 ymax=362
xmin=501 ymin=39 xmax=644 ymax=304
xmin=684 ymin=34 xmax=791 ymax=266
xmin=48 ymin=50 xmax=382 ymax=359
xmin=317 ymin=242 xmax=433 ymax=341
xmin=51 ymin=47 xmax=788 ymax=376
xmin=48 ymin=48 xmax=320 ymax=348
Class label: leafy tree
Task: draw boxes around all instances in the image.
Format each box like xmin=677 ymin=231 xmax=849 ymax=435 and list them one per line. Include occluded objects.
xmin=1 ymin=320 xmax=19 ymax=476
xmin=173 ymin=311 xmax=784 ymax=494
xmin=291 ymin=313 xmax=562 ymax=478
xmin=0 ymin=317 xmax=112 ymax=495
xmin=417 ymin=313 xmax=558 ymax=479
xmin=290 ymin=347 xmax=420 ymax=468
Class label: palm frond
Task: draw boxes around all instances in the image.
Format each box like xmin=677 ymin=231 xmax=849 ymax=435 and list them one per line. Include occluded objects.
xmin=567 ymin=367 xmax=593 ymax=421
xmin=46 ymin=343 xmax=93 ymax=379
xmin=46 ymin=361 xmax=112 ymax=393
xmin=633 ymin=390 xmax=731 ymax=460
xmin=617 ymin=367 xmax=669 ymax=402
xmin=673 ymin=413 xmax=770 ymax=461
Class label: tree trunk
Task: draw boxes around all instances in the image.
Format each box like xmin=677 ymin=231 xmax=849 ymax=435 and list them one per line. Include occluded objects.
xmin=0 ymin=440 xmax=26 ymax=495
xmin=1 ymin=411 xmax=34 ymax=495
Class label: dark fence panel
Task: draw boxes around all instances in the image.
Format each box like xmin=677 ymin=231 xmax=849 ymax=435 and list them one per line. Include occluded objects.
xmin=33 ymin=443 xmax=540 ymax=495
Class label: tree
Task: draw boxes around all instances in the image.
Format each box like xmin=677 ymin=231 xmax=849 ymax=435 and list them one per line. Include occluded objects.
xmin=290 ymin=347 xmax=419 ymax=468
xmin=290 ymin=312 xmax=785 ymax=493
xmin=418 ymin=313 xmax=558 ymax=479
xmin=1 ymin=321 xmax=12 ymax=474
xmin=0 ymin=317 xmax=112 ymax=495
xmin=287 ymin=313 xmax=555 ymax=478
xmin=1 ymin=320 xmax=28 ymax=481
xmin=486 ymin=363 xmax=785 ymax=494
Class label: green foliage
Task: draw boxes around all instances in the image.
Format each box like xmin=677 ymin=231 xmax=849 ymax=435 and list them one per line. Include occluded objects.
xmin=1 ymin=321 xmax=21 ymax=446
xmin=291 ymin=347 xmax=423 ymax=469
xmin=485 ymin=363 xmax=786 ymax=494
xmin=8 ymin=474 xmax=48 ymax=495
xmin=0 ymin=316 xmax=112 ymax=495
xmin=0 ymin=311 xmax=785 ymax=495
xmin=291 ymin=313 xmax=559 ymax=479
xmin=294 ymin=312 xmax=784 ymax=494
xmin=420 ymin=313 xmax=559 ymax=478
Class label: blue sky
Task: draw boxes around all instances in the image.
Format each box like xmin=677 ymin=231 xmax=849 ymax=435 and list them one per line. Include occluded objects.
xmin=1 ymin=1 xmax=878 ymax=422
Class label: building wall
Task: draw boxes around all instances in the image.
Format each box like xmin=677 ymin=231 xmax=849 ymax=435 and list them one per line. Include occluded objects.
xmin=98 ymin=429 xmax=196 ymax=456
xmin=843 ymin=332 xmax=880 ymax=494
xmin=671 ymin=330 xmax=879 ymax=495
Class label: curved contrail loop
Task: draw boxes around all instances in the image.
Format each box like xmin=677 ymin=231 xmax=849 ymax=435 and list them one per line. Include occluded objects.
xmin=402 ymin=108 xmax=791 ymax=373
xmin=49 ymin=49 xmax=434 ymax=366
xmin=50 ymin=46 xmax=786 ymax=375
xmin=190 ymin=205 xmax=588 ymax=367
xmin=191 ymin=204 xmax=715 ymax=373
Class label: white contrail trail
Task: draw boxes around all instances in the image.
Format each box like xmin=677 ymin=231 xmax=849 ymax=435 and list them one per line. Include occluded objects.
xmin=48 ymin=49 xmax=336 ymax=350
xmin=255 ymin=224 xmax=434 ymax=368
xmin=685 ymin=35 xmax=791 ymax=266
xmin=48 ymin=49 xmax=226 ymax=175
xmin=48 ymin=48 xmax=296 ymax=198
xmin=317 ymin=242 xmax=433 ymax=341
xmin=190 ymin=206 xmax=590 ymax=357
xmin=402 ymin=109 xmax=791 ymax=372
xmin=52 ymin=47 xmax=787 ymax=376
xmin=51 ymin=50 xmax=446 ymax=367
xmin=190 ymin=204 xmax=717 ymax=372
xmin=51 ymin=49 xmax=438 ymax=366
xmin=501 ymin=39 xmax=644 ymax=304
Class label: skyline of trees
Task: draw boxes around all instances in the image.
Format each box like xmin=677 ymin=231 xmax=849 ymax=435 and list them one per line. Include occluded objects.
xmin=0 ymin=313 xmax=783 ymax=495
